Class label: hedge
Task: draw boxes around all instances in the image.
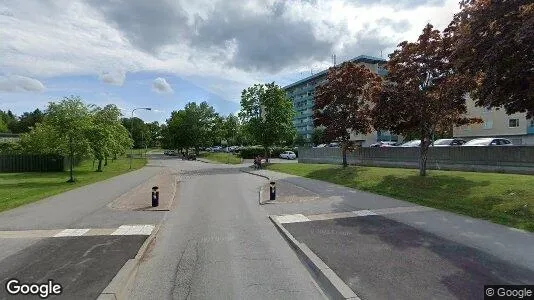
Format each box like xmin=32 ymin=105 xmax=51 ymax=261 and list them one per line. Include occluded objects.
xmin=238 ymin=146 xmax=298 ymax=159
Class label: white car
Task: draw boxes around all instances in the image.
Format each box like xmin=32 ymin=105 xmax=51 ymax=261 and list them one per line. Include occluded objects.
xmin=462 ymin=138 xmax=513 ymax=146
xmin=401 ymin=140 xmax=421 ymax=147
xmin=279 ymin=151 xmax=297 ymax=160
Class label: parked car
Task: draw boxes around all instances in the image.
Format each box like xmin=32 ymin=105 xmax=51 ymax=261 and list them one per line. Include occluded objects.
xmin=431 ymin=138 xmax=467 ymax=146
xmin=401 ymin=140 xmax=421 ymax=147
xmin=279 ymin=151 xmax=297 ymax=160
xmin=462 ymin=138 xmax=513 ymax=146
xmin=164 ymin=150 xmax=170 ymax=155
xmin=328 ymin=142 xmax=340 ymax=148
xmin=315 ymin=144 xmax=327 ymax=148
xmin=370 ymin=141 xmax=399 ymax=147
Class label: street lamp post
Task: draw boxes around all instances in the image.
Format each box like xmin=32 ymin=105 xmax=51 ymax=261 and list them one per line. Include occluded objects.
xmin=130 ymin=107 xmax=152 ymax=169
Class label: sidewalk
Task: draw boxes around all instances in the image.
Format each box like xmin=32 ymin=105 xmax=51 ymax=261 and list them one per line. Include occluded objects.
xmin=249 ymin=168 xmax=534 ymax=299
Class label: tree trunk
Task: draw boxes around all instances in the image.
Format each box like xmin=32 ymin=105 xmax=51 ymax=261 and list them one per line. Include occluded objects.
xmin=67 ymin=136 xmax=75 ymax=182
xmin=264 ymin=147 xmax=269 ymax=163
xmin=419 ymin=141 xmax=429 ymax=176
xmin=342 ymin=143 xmax=348 ymax=167
xmin=104 ymin=156 xmax=108 ymax=166
xmin=113 ymin=153 xmax=117 ymax=161
xmin=96 ymin=159 xmax=103 ymax=172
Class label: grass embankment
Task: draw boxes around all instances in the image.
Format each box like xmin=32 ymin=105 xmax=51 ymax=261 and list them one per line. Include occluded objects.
xmin=0 ymin=157 xmax=147 ymax=213
xmin=266 ymin=163 xmax=534 ymax=231
xmin=198 ymin=152 xmax=242 ymax=164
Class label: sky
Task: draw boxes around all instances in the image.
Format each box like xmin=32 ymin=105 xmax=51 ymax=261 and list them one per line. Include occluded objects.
xmin=0 ymin=0 xmax=461 ymax=123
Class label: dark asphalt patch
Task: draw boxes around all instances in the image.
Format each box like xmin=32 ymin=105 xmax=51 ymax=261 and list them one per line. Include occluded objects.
xmin=0 ymin=235 xmax=147 ymax=300
xmin=284 ymin=216 xmax=534 ymax=300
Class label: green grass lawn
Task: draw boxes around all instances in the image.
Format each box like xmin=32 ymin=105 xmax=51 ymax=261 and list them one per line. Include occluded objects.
xmin=266 ymin=163 xmax=534 ymax=231
xmin=198 ymin=152 xmax=242 ymax=164
xmin=0 ymin=157 xmax=147 ymax=213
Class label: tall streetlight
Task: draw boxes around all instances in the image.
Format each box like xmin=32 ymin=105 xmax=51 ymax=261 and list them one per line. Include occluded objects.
xmin=130 ymin=107 xmax=152 ymax=169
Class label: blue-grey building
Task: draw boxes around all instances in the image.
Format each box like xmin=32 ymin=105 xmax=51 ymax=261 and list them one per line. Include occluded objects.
xmin=283 ymin=55 xmax=393 ymax=145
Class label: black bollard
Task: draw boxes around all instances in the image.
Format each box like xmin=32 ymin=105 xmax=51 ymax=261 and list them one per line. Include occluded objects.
xmin=269 ymin=181 xmax=276 ymax=201
xmin=151 ymin=186 xmax=159 ymax=207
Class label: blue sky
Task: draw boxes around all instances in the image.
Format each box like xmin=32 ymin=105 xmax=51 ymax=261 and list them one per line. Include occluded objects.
xmin=0 ymin=0 xmax=460 ymax=124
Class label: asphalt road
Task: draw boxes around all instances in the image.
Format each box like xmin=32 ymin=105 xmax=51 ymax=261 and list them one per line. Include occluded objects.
xmin=0 ymin=235 xmax=147 ymax=299
xmin=284 ymin=216 xmax=534 ymax=300
xmin=0 ymin=158 xmax=168 ymax=299
xmin=127 ymin=160 xmax=324 ymax=299
xmin=0 ymin=156 xmax=324 ymax=299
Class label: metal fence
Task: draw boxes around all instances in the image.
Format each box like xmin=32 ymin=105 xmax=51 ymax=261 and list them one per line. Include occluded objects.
xmin=0 ymin=155 xmax=65 ymax=172
xmin=298 ymin=146 xmax=534 ymax=175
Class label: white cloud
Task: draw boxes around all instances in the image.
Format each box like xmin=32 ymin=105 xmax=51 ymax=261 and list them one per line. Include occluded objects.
xmin=0 ymin=0 xmax=461 ymax=102
xmin=99 ymin=70 xmax=126 ymax=86
xmin=0 ymin=75 xmax=45 ymax=93
xmin=152 ymin=77 xmax=173 ymax=94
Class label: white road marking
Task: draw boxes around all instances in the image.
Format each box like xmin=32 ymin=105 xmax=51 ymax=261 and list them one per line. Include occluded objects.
xmin=111 ymin=225 xmax=154 ymax=236
xmin=0 ymin=225 xmax=155 ymax=239
xmin=54 ymin=228 xmax=90 ymax=237
xmin=352 ymin=210 xmax=378 ymax=217
xmin=276 ymin=214 xmax=310 ymax=224
xmin=274 ymin=206 xmax=435 ymax=224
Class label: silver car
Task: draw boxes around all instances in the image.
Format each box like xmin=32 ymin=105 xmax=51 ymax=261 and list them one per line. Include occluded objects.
xmin=462 ymin=138 xmax=513 ymax=146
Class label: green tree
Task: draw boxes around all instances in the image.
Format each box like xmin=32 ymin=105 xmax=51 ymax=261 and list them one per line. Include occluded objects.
xmin=9 ymin=109 xmax=44 ymax=133
xmin=19 ymin=123 xmax=62 ymax=154
xmin=45 ymin=96 xmax=92 ymax=182
xmin=121 ymin=117 xmax=146 ymax=149
xmin=294 ymin=134 xmax=307 ymax=147
xmin=0 ymin=110 xmax=17 ymax=132
xmin=221 ymin=114 xmax=240 ymax=146
xmin=239 ymin=83 xmax=296 ymax=160
xmin=311 ymin=127 xmax=326 ymax=146
xmin=87 ymin=104 xmax=129 ymax=171
xmin=164 ymin=102 xmax=218 ymax=154
xmin=0 ymin=118 xmax=7 ymax=133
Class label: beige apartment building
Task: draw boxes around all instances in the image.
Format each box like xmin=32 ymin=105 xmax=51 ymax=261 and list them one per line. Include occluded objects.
xmin=454 ymin=97 xmax=534 ymax=145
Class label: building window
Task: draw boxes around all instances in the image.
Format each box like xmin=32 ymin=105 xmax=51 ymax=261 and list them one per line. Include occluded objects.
xmin=509 ymin=118 xmax=519 ymax=128
xmin=483 ymin=120 xmax=493 ymax=129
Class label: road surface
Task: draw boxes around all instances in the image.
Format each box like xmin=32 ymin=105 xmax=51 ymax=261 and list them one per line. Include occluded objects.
xmin=0 ymin=156 xmax=323 ymax=299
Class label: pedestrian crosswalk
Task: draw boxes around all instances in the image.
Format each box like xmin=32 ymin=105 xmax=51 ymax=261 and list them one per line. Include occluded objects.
xmin=0 ymin=224 xmax=155 ymax=239
xmin=273 ymin=206 xmax=435 ymax=224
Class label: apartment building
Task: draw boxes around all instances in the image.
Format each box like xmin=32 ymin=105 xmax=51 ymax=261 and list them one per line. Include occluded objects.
xmin=453 ymin=97 xmax=534 ymax=145
xmin=283 ymin=55 xmax=394 ymax=146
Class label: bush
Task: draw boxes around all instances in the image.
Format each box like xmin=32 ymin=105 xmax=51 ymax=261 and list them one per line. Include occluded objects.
xmin=0 ymin=142 xmax=23 ymax=154
xmin=238 ymin=146 xmax=299 ymax=159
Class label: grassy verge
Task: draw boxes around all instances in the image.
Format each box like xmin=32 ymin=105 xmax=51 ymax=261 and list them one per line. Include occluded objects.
xmin=198 ymin=152 xmax=242 ymax=164
xmin=0 ymin=156 xmax=147 ymax=213
xmin=266 ymin=163 xmax=534 ymax=231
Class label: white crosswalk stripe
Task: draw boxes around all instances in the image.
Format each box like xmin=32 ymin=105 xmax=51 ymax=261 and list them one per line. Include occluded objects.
xmin=111 ymin=225 xmax=155 ymax=236
xmin=54 ymin=228 xmax=90 ymax=237
xmin=276 ymin=214 xmax=310 ymax=224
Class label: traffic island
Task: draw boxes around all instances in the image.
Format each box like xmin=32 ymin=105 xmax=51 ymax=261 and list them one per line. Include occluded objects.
xmin=109 ymin=171 xmax=178 ymax=211
xmin=260 ymin=179 xmax=319 ymax=204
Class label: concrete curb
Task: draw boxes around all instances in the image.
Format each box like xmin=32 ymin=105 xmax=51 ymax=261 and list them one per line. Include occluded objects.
xmin=241 ymin=169 xmax=271 ymax=206
xmin=97 ymin=175 xmax=179 ymax=300
xmin=269 ymin=216 xmax=360 ymax=300
xmin=97 ymin=225 xmax=160 ymax=300
xmin=240 ymin=169 xmax=271 ymax=181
